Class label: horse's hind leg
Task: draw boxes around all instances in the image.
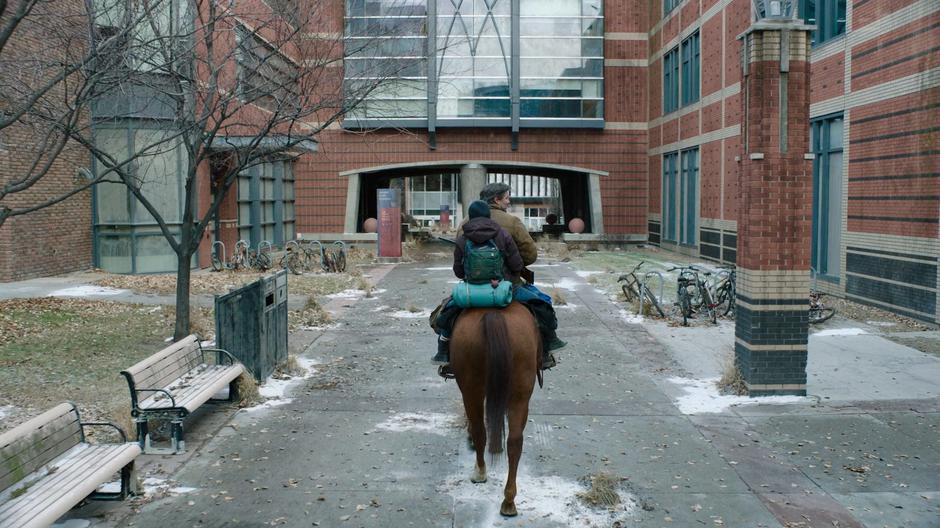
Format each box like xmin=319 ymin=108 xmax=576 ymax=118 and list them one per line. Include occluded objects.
xmin=500 ymin=399 xmax=530 ymax=517
xmin=460 ymin=386 xmax=487 ymax=483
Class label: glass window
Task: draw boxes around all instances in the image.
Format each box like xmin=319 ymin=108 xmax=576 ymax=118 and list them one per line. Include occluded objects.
xmin=664 ymin=0 xmax=682 ymax=16
xmin=236 ymin=25 xmax=300 ymax=111
xmin=680 ymin=32 xmax=700 ymax=106
xmin=680 ymin=148 xmax=698 ymax=245
xmin=133 ymin=129 xmax=184 ymax=224
xmin=662 ymin=153 xmax=678 ymax=242
xmin=663 ymin=48 xmax=679 ymax=114
xmin=236 ymin=159 xmax=295 ymax=246
xmin=346 ymin=0 xmax=603 ymax=124
xmin=810 ymin=114 xmax=843 ymax=278
xmin=800 ymin=0 xmax=846 ymax=45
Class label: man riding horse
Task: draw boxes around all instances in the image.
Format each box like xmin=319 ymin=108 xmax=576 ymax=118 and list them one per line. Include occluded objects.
xmin=432 ymin=182 xmax=567 ymax=370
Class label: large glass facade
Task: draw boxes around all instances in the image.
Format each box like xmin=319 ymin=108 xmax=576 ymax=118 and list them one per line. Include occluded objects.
xmin=344 ymin=0 xmax=604 ymax=125
xmin=93 ymin=125 xmax=189 ymax=273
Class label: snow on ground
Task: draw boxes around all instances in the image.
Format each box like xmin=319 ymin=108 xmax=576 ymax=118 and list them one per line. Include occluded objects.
xmin=51 ymin=520 xmax=92 ymax=528
xmin=575 ymin=270 xmax=603 ymax=278
xmin=47 ymin=285 xmax=127 ymax=297
xmin=371 ymin=304 xmax=390 ymax=312
xmin=535 ymin=278 xmax=582 ymax=291
xmin=529 ymin=263 xmax=560 ymax=268
xmin=298 ymin=323 xmax=340 ymax=331
xmin=0 ymin=405 xmax=14 ymax=421
xmin=440 ymin=456 xmax=637 ymax=528
xmin=388 ymin=309 xmax=432 ymax=318
xmin=619 ymin=309 xmax=644 ymax=324
xmin=373 ymin=412 xmax=458 ymax=435
xmin=813 ymin=328 xmax=868 ymax=337
xmin=668 ymin=377 xmax=805 ymax=414
xmin=325 ymin=289 xmax=368 ymax=300
xmin=865 ymin=320 xmax=897 ymax=327
xmin=243 ymin=356 xmax=320 ymax=412
xmin=556 ymin=302 xmax=579 ymax=310
xmin=141 ymin=477 xmax=198 ymax=496
xmin=422 ymin=266 xmax=454 ymax=271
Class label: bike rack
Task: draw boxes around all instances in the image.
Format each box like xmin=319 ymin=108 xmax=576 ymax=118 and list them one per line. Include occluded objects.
xmin=211 ymin=240 xmax=227 ymax=271
xmin=640 ymin=271 xmax=665 ymax=316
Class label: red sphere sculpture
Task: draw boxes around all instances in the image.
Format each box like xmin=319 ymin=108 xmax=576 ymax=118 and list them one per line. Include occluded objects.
xmin=363 ymin=217 xmax=378 ymax=233
xmin=568 ymin=217 xmax=585 ymax=234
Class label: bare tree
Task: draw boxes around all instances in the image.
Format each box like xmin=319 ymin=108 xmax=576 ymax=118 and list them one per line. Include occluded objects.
xmin=68 ymin=0 xmax=421 ymax=338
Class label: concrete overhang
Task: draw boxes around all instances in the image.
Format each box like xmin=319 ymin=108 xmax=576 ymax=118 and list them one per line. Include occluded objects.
xmin=210 ymin=136 xmax=318 ymax=154
xmin=338 ymin=160 xmax=608 ymax=178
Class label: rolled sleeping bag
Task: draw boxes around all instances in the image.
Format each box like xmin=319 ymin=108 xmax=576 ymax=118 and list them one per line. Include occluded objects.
xmin=451 ymin=280 xmax=513 ymax=308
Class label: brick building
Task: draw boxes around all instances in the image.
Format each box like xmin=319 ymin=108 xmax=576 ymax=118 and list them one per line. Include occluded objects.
xmin=1 ymin=0 xmax=937 ymax=326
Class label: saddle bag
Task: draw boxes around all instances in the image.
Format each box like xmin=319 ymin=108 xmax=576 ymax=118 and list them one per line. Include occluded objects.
xmin=451 ymin=280 xmax=513 ymax=308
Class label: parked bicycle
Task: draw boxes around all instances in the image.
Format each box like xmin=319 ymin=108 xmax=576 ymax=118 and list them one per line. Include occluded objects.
xmin=668 ymin=265 xmax=717 ymax=325
xmin=712 ymin=265 xmax=736 ymax=318
xmin=809 ymin=267 xmax=836 ymax=324
xmin=281 ymin=240 xmax=304 ymax=275
xmin=617 ymin=261 xmax=666 ymax=317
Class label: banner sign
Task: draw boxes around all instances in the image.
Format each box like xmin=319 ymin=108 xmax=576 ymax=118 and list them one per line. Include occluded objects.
xmin=377 ymin=188 xmax=401 ymax=258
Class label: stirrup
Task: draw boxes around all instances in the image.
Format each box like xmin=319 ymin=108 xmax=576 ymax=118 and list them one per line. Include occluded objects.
xmin=541 ymin=353 xmax=557 ymax=370
xmin=438 ymin=364 xmax=455 ymax=379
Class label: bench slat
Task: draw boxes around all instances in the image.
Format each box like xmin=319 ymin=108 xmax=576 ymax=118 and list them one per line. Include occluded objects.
xmin=129 ymin=342 xmax=203 ymax=392
xmin=0 ymin=443 xmax=140 ymax=528
xmin=139 ymin=364 xmax=243 ymax=413
xmin=0 ymin=404 xmax=82 ymax=492
xmin=122 ymin=335 xmax=199 ymax=379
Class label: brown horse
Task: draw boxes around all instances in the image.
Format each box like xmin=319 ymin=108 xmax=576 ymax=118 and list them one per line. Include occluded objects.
xmin=449 ymin=301 xmax=541 ymax=517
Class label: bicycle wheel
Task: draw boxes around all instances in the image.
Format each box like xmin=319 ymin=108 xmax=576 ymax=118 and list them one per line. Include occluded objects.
xmin=211 ymin=250 xmax=223 ymax=272
xmin=809 ymin=307 xmax=835 ymax=324
xmin=621 ymin=276 xmax=640 ymax=302
xmin=257 ymin=252 xmax=272 ymax=271
xmin=643 ymin=286 xmax=666 ymax=318
xmin=678 ymin=290 xmax=692 ymax=326
xmin=701 ymin=288 xmax=717 ymax=324
xmin=335 ymin=250 xmax=347 ymax=273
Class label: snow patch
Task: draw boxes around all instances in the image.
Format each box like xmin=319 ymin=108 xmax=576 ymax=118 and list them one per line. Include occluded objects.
xmin=535 ymin=278 xmax=582 ymax=291
xmin=298 ymin=323 xmax=340 ymax=331
xmin=619 ymin=309 xmax=644 ymax=324
xmin=575 ymin=270 xmax=603 ymax=278
xmin=243 ymin=357 xmax=320 ymax=412
xmin=200 ymin=339 xmax=216 ymax=348
xmin=388 ymin=309 xmax=432 ymax=319
xmin=141 ymin=477 xmax=198 ymax=496
xmin=326 ymin=289 xmax=367 ymax=299
xmin=813 ymin=328 xmax=868 ymax=337
xmin=669 ymin=377 xmax=805 ymax=414
xmin=556 ymin=303 xmax=579 ymax=310
xmin=440 ymin=457 xmax=637 ymax=527
xmin=865 ymin=320 xmax=896 ymax=327
xmin=48 ymin=285 xmax=127 ymax=297
xmin=373 ymin=412 xmax=457 ymax=435
xmin=529 ymin=263 xmax=560 ymax=268
xmin=371 ymin=305 xmax=390 ymax=312
xmin=0 ymin=405 xmax=14 ymax=420
xmin=51 ymin=520 xmax=91 ymax=528
xmin=422 ymin=266 xmax=453 ymax=271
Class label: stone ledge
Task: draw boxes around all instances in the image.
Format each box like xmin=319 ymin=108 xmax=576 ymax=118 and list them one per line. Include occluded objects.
xmin=298 ymin=233 xmax=377 ymax=243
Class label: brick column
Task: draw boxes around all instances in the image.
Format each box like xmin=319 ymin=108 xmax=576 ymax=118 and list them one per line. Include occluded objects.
xmin=735 ymin=22 xmax=814 ymax=396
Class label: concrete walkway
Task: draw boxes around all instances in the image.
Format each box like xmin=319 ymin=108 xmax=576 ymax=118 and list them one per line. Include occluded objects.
xmin=43 ymin=252 xmax=940 ymax=527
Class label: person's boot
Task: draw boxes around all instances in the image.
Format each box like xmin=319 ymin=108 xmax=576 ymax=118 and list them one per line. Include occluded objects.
xmin=431 ymin=335 xmax=450 ymax=365
xmin=540 ymin=331 xmax=563 ymax=369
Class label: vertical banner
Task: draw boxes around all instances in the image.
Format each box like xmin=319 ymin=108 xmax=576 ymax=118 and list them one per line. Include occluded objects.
xmin=377 ymin=188 xmax=402 ymax=258
xmin=439 ymin=204 xmax=450 ymax=228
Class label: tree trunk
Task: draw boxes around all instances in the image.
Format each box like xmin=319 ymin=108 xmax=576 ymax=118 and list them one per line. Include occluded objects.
xmin=174 ymin=251 xmax=192 ymax=340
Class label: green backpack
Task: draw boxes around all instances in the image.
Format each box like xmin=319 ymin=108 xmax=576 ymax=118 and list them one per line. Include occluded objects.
xmin=463 ymin=239 xmax=504 ymax=284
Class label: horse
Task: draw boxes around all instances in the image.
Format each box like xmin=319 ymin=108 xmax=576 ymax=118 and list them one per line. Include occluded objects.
xmin=448 ymin=301 xmax=542 ymax=517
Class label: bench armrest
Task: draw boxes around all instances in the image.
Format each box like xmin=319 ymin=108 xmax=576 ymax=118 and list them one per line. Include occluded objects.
xmin=134 ymin=388 xmax=177 ymax=409
xmin=201 ymin=347 xmax=240 ymax=366
xmin=81 ymin=421 xmax=129 ymax=443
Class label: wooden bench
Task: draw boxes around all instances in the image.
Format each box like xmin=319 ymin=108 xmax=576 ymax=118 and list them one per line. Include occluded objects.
xmin=121 ymin=335 xmax=244 ymax=454
xmin=0 ymin=403 xmax=140 ymax=528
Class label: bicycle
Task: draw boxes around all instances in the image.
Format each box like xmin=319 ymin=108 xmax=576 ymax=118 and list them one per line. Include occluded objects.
xmin=281 ymin=240 xmax=304 ymax=275
xmin=211 ymin=240 xmax=227 ymax=272
xmin=617 ymin=261 xmax=666 ymax=318
xmin=668 ymin=265 xmax=717 ymax=325
xmin=712 ymin=265 xmax=736 ymax=318
xmin=809 ymin=267 xmax=836 ymax=324
xmin=231 ymin=240 xmax=250 ymax=270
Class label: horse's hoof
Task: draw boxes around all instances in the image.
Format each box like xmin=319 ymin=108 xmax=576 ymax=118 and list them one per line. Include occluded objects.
xmin=470 ymin=468 xmax=487 ymax=483
xmin=499 ymin=502 xmax=518 ymax=517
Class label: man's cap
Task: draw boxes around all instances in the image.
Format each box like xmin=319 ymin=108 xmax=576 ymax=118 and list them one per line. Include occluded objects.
xmin=480 ymin=182 xmax=511 ymax=203
xmin=468 ymin=200 xmax=491 ymax=219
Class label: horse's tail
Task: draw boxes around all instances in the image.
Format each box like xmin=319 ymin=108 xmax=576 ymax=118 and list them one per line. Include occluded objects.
xmin=483 ymin=310 xmax=511 ymax=455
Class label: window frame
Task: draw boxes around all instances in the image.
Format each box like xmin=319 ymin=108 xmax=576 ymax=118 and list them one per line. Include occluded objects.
xmin=800 ymin=0 xmax=846 ymax=46
xmin=810 ymin=113 xmax=844 ymax=280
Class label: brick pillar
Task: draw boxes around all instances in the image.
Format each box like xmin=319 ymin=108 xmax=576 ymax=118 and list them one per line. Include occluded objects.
xmin=735 ymin=22 xmax=814 ymax=396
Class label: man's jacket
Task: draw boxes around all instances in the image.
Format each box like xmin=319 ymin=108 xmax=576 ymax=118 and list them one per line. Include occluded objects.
xmin=453 ymin=217 xmax=524 ymax=284
xmin=488 ymin=205 xmax=538 ymax=266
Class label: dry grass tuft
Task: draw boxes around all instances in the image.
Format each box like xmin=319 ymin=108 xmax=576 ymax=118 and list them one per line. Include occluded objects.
xmin=547 ymin=287 xmax=567 ymax=306
xmin=276 ymin=354 xmax=306 ymax=378
xmin=233 ymin=373 xmax=263 ymax=407
xmin=577 ymin=472 xmax=623 ymax=508
xmin=288 ymin=297 xmax=332 ymax=331
xmin=717 ymin=354 xmax=748 ymax=396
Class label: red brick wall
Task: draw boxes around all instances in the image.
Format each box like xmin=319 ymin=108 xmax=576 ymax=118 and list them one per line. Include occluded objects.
xmin=0 ymin=0 xmax=94 ymax=282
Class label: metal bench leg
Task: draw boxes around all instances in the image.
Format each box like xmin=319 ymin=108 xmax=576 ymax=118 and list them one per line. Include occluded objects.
xmin=136 ymin=417 xmax=149 ymax=452
xmin=171 ymin=419 xmax=185 ymax=454
xmin=121 ymin=460 xmax=139 ymax=499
